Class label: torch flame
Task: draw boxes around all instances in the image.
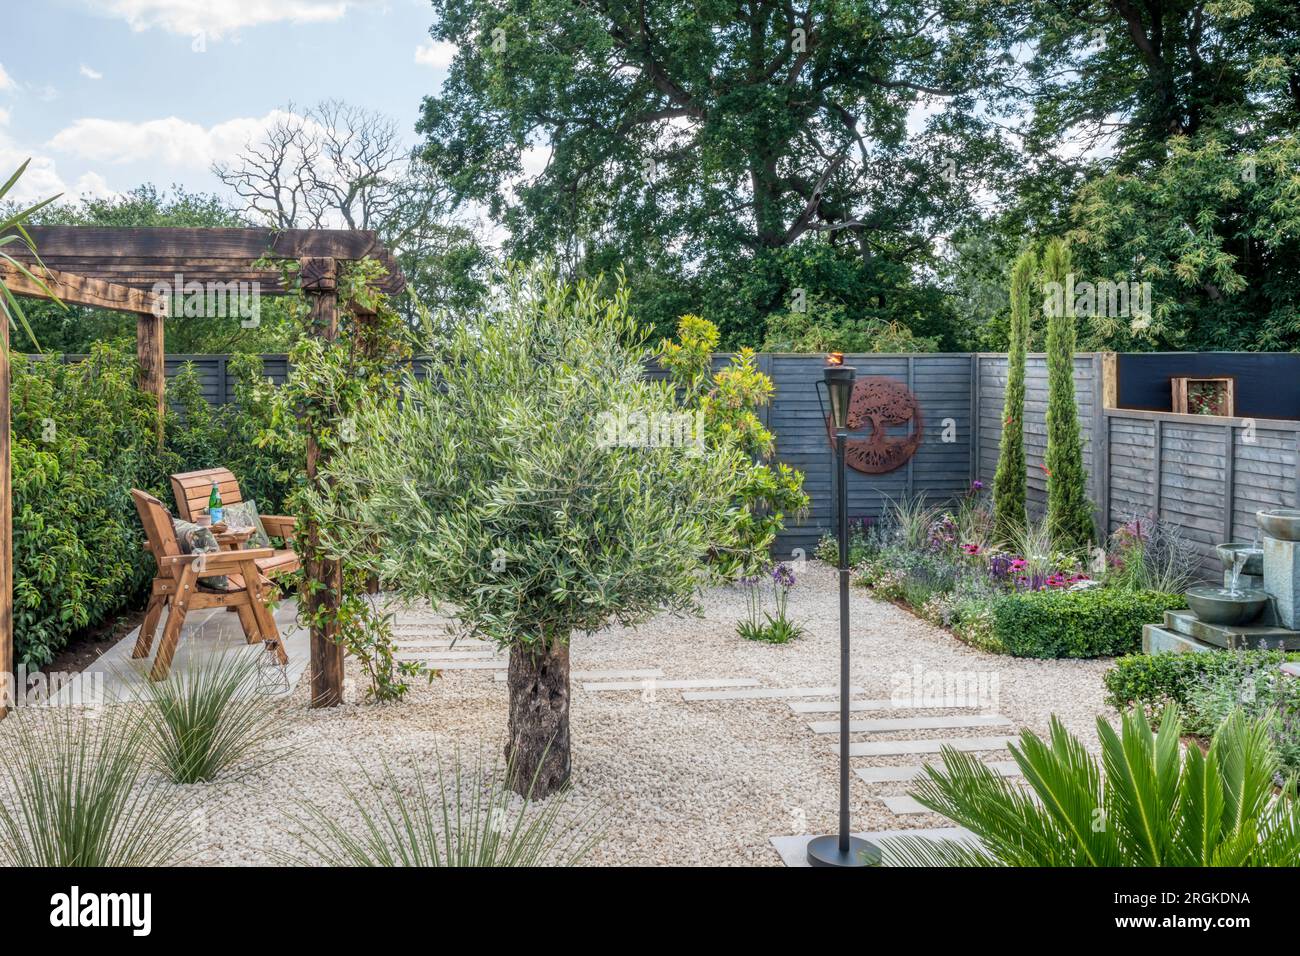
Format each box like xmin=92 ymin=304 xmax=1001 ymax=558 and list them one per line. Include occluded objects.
xmin=826 ymin=352 xmax=844 ymax=366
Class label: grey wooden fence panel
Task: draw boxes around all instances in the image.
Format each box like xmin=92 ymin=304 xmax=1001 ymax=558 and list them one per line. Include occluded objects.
xmin=771 ymin=353 xmax=973 ymax=556
xmin=1105 ymin=409 xmax=1300 ymax=579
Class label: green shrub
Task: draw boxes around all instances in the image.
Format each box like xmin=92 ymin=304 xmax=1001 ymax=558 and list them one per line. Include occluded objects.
xmin=164 ymin=354 xmax=297 ymax=513
xmin=986 ymin=586 xmax=1185 ymax=658
xmin=1104 ymin=649 xmax=1300 ymax=713
xmin=1186 ymin=660 xmax=1300 ymax=774
xmin=992 ymin=249 xmax=1033 ymax=542
xmin=11 ymin=346 xmax=174 ymax=666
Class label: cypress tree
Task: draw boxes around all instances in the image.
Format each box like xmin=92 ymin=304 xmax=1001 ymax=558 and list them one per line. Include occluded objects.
xmin=993 ymin=249 xmax=1035 ymax=542
xmin=1041 ymin=238 xmax=1095 ymax=551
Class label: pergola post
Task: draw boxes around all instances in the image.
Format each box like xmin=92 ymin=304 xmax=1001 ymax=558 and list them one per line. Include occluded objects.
xmin=137 ymin=298 xmax=167 ymax=443
xmin=302 ymin=256 xmax=345 ymax=708
xmin=0 ymin=315 xmax=11 ymax=719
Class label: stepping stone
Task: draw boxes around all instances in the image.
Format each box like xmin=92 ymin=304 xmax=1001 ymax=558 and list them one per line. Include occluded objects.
xmin=833 ymin=736 xmax=1018 ymax=757
xmin=881 ymin=795 xmax=933 ymax=815
xmin=395 ymin=639 xmax=490 ymax=649
xmin=395 ymin=650 xmax=498 ymax=661
xmin=769 ymin=827 xmax=981 ymax=868
xmin=682 ymin=685 xmax=865 ymax=702
xmin=855 ymin=761 xmax=1022 ymax=784
xmin=789 ymin=699 xmax=895 ymax=714
xmin=790 ymin=699 xmax=979 ymax=714
xmin=582 ymin=678 xmax=760 ymax=692
xmin=494 ymin=668 xmax=665 ymax=682
xmin=425 ymin=660 xmax=507 ymax=670
xmin=807 ymin=714 xmax=1014 ymax=734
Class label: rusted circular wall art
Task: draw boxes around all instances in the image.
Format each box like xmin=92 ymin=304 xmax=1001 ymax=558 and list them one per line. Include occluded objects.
xmin=825 ymin=376 xmax=924 ymax=474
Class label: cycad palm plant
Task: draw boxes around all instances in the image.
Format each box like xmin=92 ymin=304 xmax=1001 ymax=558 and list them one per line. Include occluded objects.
xmin=884 ymin=707 xmax=1300 ymax=866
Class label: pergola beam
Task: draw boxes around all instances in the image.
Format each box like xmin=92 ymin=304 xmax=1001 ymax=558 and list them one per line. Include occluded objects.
xmin=0 ymin=261 xmax=162 ymax=315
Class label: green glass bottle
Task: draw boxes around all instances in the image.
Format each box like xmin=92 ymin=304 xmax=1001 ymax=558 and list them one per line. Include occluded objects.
xmin=208 ymin=479 xmax=224 ymax=524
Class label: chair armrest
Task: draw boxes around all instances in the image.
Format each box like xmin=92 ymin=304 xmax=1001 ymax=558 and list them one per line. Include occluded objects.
xmin=261 ymin=515 xmax=297 ymax=540
xmin=160 ymin=548 xmax=275 ymax=574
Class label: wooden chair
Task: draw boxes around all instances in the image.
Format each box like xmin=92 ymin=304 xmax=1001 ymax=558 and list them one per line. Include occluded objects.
xmin=170 ymin=467 xmax=298 ymax=546
xmin=131 ymin=489 xmax=290 ymax=681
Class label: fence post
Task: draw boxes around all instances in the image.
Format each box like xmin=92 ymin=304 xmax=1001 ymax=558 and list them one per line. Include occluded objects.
xmin=1223 ymin=424 xmax=1235 ymax=541
xmin=969 ymin=354 xmax=981 ymax=487
xmin=1153 ymin=418 xmax=1164 ymax=520
xmin=1090 ymin=354 xmax=1108 ymax=540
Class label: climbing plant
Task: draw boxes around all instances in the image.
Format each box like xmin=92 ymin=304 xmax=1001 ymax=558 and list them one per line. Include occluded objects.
xmin=257 ymin=257 xmax=423 ymax=702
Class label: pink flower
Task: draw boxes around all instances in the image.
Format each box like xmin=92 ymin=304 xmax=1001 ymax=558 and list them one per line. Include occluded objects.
xmin=961 ymin=543 xmax=982 ymax=555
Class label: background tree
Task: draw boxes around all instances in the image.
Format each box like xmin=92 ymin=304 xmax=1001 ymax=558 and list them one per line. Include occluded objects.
xmin=418 ymin=0 xmax=1024 ymax=347
xmin=992 ymin=248 xmax=1034 ymax=541
xmin=316 ymin=267 xmax=746 ymax=795
xmin=1041 ymin=239 xmax=1094 ymax=551
xmin=215 ymin=100 xmax=491 ymax=321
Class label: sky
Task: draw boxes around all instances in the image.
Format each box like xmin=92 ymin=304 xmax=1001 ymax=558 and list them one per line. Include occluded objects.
xmin=0 ymin=0 xmax=453 ymax=205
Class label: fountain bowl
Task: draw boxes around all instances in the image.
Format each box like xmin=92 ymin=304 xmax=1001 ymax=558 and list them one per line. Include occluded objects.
xmin=1185 ymin=586 xmax=1269 ymax=626
xmin=1216 ymin=542 xmax=1264 ymax=576
xmin=1257 ymin=509 xmax=1300 ymax=542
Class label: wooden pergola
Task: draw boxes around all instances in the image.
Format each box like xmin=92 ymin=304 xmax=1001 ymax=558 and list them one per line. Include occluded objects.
xmin=0 ymin=226 xmax=405 ymax=715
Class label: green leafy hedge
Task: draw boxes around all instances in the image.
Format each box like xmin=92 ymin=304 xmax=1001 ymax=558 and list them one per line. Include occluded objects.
xmin=987 ymin=587 xmax=1186 ymax=658
xmin=1104 ymin=649 xmax=1300 ymax=712
xmin=12 ymin=346 xmax=172 ymax=666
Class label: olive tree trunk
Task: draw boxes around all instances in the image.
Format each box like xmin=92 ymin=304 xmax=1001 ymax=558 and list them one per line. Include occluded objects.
xmin=505 ymin=640 xmax=571 ymax=798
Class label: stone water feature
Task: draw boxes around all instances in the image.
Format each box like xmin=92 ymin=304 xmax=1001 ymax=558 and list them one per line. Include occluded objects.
xmin=1143 ymin=509 xmax=1300 ymax=653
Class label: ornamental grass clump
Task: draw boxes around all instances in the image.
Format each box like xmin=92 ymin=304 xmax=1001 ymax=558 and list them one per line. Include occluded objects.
xmin=128 ymin=649 xmax=286 ymax=784
xmin=0 ymin=708 xmax=194 ymax=867
xmin=287 ymin=751 xmax=604 ymax=867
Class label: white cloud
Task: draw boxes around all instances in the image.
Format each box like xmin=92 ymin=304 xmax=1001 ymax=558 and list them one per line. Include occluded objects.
xmin=48 ymin=109 xmax=299 ymax=167
xmin=0 ymin=109 xmax=10 ymax=127
xmin=83 ymin=0 xmax=378 ymax=38
xmin=80 ymin=64 xmax=104 ymax=80
xmin=0 ymin=63 xmax=14 ymax=93
xmin=415 ymin=39 xmax=456 ymax=71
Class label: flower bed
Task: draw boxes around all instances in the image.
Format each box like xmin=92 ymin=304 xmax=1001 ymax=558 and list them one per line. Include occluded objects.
xmin=821 ymin=491 xmax=1195 ymax=659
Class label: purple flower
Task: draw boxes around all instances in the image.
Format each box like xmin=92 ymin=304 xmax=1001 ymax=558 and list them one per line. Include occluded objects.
xmin=971 ymin=480 xmax=984 ymax=492
xmin=772 ymin=562 xmax=797 ymax=589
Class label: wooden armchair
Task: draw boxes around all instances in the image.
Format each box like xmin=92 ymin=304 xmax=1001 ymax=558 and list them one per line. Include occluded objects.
xmin=170 ymin=467 xmax=298 ymax=544
xmin=132 ymin=489 xmax=290 ymax=681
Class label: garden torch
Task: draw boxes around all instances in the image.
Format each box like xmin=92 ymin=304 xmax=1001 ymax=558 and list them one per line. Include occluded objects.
xmin=809 ymin=358 xmax=882 ymax=868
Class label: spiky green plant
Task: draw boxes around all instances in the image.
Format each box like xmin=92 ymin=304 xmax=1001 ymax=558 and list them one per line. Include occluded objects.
xmin=883 ymin=707 xmax=1300 ymax=866
xmin=0 ymin=159 xmax=64 ymax=348
xmin=0 ymin=709 xmax=194 ymax=866
xmin=1040 ymin=238 xmax=1094 ymax=552
xmin=286 ymin=751 xmax=604 ymax=866
xmin=992 ymin=249 xmax=1035 ymax=544
xmin=128 ymin=650 xmax=286 ymax=784
xmin=885 ymin=493 xmax=937 ymax=551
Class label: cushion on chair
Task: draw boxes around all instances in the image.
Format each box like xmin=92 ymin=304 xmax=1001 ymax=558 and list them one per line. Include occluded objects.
xmin=222 ymin=499 xmax=272 ymax=549
xmin=171 ymin=518 xmax=229 ymax=589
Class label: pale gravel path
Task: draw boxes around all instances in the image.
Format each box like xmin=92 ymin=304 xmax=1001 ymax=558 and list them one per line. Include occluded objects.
xmin=34 ymin=564 xmax=1120 ymax=866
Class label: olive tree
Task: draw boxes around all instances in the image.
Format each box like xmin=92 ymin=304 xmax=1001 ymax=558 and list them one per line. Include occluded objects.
xmin=318 ymin=267 xmax=745 ymax=797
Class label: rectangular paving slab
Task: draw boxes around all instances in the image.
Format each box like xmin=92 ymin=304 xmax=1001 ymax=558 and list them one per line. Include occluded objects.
xmin=769 ymin=827 xmax=980 ymax=867
xmin=789 ymin=699 xmax=978 ymax=714
xmin=582 ymin=677 xmax=760 ymax=691
xmin=808 ymin=714 xmax=1014 ymax=734
xmin=426 ymin=660 xmax=507 ymax=670
xmin=395 ymin=650 xmax=499 ymax=661
xmin=855 ymin=761 xmax=1021 ymax=783
xmin=682 ymin=685 xmax=864 ymax=701
xmin=493 ymin=668 xmax=666 ymax=682
xmin=881 ymin=795 xmax=934 ymax=815
xmin=833 ymin=736 xmax=1018 ymax=757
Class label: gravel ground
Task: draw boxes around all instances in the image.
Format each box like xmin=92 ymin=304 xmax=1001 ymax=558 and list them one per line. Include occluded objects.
xmin=6 ymin=563 xmax=1120 ymax=866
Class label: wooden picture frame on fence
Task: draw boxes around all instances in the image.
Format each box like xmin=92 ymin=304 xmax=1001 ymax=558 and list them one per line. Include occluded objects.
xmin=1171 ymin=376 xmax=1235 ymax=417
